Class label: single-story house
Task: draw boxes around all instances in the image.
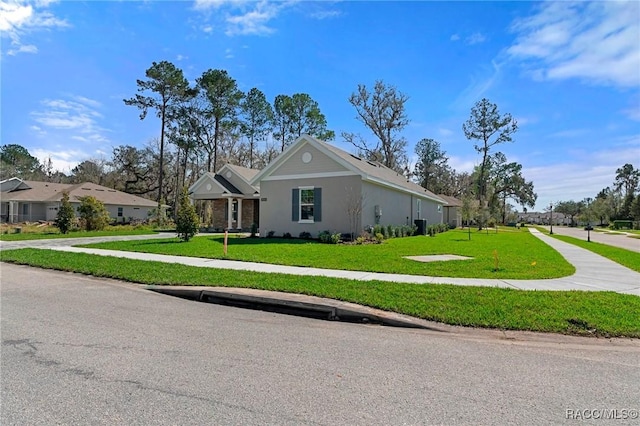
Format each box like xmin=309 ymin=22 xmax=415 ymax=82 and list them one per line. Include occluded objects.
xmin=188 ymin=164 xmax=260 ymax=231
xmin=249 ymin=135 xmax=445 ymax=237
xmin=438 ymin=194 xmax=462 ymax=228
xmin=0 ymin=177 xmax=157 ymax=223
xmin=517 ymin=211 xmax=570 ymax=225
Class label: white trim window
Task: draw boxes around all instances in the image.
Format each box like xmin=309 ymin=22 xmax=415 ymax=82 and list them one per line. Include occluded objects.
xmin=300 ymin=187 xmax=315 ymax=222
xmin=292 ymin=187 xmax=322 ymax=223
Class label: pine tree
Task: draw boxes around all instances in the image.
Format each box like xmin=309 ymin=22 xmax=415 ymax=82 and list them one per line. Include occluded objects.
xmin=176 ymin=187 xmax=199 ymax=242
xmin=55 ymin=191 xmax=76 ymax=234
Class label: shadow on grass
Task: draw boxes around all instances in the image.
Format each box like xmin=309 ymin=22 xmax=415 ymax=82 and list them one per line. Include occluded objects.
xmin=208 ymin=236 xmax=317 ymax=246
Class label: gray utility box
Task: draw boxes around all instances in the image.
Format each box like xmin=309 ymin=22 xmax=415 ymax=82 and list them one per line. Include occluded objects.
xmin=414 ymin=219 xmax=427 ymax=235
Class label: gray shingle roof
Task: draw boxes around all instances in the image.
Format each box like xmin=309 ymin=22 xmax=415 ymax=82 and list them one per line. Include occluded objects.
xmin=308 ymin=136 xmax=444 ymax=203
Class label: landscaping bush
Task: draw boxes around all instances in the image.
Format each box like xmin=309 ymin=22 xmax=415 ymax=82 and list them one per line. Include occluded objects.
xmin=283 ymin=232 xmax=292 ymax=239
xmin=175 ymin=187 xmax=199 ymax=242
xmin=250 ymin=223 xmax=258 ymax=238
xmin=299 ymin=231 xmax=312 ymax=239
xmin=612 ymin=220 xmax=632 ymax=230
xmin=267 ymin=230 xmax=275 ymax=238
xmin=55 ymin=191 xmax=76 ymax=234
xmin=77 ymin=196 xmax=110 ymax=231
xmin=318 ymin=230 xmax=332 ymax=243
xmin=331 ymin=232 xmax=341 ymax=244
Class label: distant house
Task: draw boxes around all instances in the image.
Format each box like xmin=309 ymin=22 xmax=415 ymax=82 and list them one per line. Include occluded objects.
xmin=438 ymin=194 xmax=462 ymax=228
xmin=517 ymin=211 xmax=570 ymax=225
xmin=250 ymin=135 xmax=445 ymax=237
xmin=0 ymin=177 xmax=157 ymax=223
xmin=188 ymin=164 xmax=260 ymax=231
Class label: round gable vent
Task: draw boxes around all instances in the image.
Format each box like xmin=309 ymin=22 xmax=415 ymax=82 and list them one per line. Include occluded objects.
xmin=302 ymin=152 xmax=312 ymax=164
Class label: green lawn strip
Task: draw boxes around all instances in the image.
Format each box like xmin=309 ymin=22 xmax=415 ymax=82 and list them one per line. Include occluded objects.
xmin=552 ymin=236 xmax=640 ymax=273
xmin=79 ymin=229 xmax=575 ymax=279
xmin=1 ymin=248 xmax=637 ymax=337
xmin=534 ymin=226 xmax=640 ymax=273
xmin=0 ymin=229 xmax=157 ymax=241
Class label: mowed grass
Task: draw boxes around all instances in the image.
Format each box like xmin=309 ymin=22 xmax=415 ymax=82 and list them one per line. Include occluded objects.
xmin=551 ymin=236 xmax=640 ymax=273
xmin=80 ymin=228 xmax=574 ymax=279
xmin=0 ymin=227 xmax=157 ymax=241
xmin=1 ymin=248 xmax=638 ymax=337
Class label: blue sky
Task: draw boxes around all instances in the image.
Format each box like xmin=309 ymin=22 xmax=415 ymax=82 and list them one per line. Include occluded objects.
xmin=2 ymin=0 xmax=639 ymax=211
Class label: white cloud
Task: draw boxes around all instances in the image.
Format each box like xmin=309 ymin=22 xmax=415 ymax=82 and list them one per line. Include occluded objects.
xmin=30 ymin=95 xmax=110 ymax=144
xmin=1 ymin=0 xmax=69 ymax=55
xmin=508 ymin=1 xmax=640 ymax=88
xmin=225 ymin=48 xmax=233 ymax=59
xmin=310 ymin=10 xmax=341 ymax=20
xmin=193 ymin=0 xmax=297 ymax=37
xmin=438 ymin=128 xmax=453 ymax=137
xmin=465 ymin=32 xmax=486 ymax=45
xmin=31 ymin=148 xmax=87 ymax=173
xmin=523 ymin=136 xmax=639 ymax=210
xmin=225 ymin=2 xmax=280 ymax=36
xmin=450 ymin=34 xmax=460 ymax=41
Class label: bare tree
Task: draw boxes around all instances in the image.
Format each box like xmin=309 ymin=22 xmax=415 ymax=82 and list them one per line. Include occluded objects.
xmin=344 ymin=186 xmax=365 ymax=241
xmin=344 ymin=80 xmax=409 ymax=172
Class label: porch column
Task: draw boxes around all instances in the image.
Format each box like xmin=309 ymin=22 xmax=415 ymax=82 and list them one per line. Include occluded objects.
xmin=227 ymin=198 xmax=233 ymax=230
xmin=237 ymin=198 xmax=242 ymax=230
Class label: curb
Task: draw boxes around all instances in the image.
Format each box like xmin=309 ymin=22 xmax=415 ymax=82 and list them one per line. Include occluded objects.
xmin=145 ymin=285 xmax=447 ymax=331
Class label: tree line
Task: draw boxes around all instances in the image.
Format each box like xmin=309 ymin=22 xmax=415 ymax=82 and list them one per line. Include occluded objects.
xmin=3 ymin=60 xmax=537 ymax=228
xmin=554 ymin=163 xmax=640 ymax=227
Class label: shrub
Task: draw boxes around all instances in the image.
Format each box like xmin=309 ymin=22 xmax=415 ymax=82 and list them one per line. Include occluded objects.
xmin=267 ymin=230 xmax=275 ymax=238
xmin=283 ymin=232 xmax=292 ymax=239
xmin=331 ymin=232 xmax=341 ymax=244
xmin=318 ymin=230 xmax=332 ymax=243
xmin=375 ymin=232 xmax=384 ymax=243
xmin=55 ymin=191 xmax=76 ymax=234
xmin=175 ymin=187 xmax=199 ymax=242
xmin=250 ymin=223 xmax=258 ymax=238
xmin=77 ymin=196 xmax=110 ymax=231
xmin=299 ymin=231 xmax=312 ymax=239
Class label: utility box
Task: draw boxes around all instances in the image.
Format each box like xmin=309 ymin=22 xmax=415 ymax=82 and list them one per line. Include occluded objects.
xmin=414 ymin=219 xmax=427 ymax=236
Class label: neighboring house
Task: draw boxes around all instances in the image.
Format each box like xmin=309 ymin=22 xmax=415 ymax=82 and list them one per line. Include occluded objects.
xmin=188 ymin=164 xmax=260 ymax=231
xmin=0 ymin=177 xmax=157 ymax=223
xmin=517 ymin=211 xmax=570 ymax=225
xmin=250 ymin=135 xmax=445 ymax=237
xmin=438 ymin=194 xmax=462 ymax=228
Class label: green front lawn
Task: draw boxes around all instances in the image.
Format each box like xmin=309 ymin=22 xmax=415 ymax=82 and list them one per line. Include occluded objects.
xmin=0 ymin=224 xmax=160 ymax=241
xmin=1 ymin=248 xmax=638 ymax=337
xmin=80 ymin=228 xmax=575 ymax=279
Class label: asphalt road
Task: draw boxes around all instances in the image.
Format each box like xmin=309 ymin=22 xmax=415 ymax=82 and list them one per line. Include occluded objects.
xmin=2 ymin=264 xmax=639 ymax=425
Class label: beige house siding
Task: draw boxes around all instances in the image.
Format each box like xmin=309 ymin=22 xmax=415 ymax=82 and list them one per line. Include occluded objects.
xmin=271 ymin=144 xmax=348 ymax=176
xmin=259 ymin=175 xmax=361 ymax=237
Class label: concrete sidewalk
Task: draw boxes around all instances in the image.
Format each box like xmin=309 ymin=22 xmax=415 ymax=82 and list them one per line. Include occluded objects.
xmin=42 ymin=228 xmax=639 ymax=296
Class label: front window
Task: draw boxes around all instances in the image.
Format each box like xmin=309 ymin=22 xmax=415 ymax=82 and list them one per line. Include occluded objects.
xmin=117 ymin=207 xmax=123 ymax=217
xmin=300 ymin=189 xmax=314 ymax=221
